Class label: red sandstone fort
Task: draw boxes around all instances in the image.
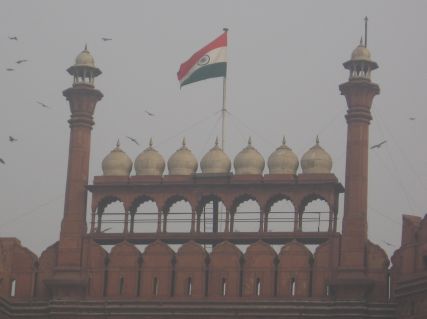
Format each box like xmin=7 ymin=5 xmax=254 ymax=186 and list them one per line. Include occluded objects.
xmin=0 ymin=28 xmax=426 ymax=319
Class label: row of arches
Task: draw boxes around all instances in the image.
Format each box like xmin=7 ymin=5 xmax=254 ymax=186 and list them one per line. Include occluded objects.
xmin=0 ymin=238 xmax=390 ymax=303
xmin=92 ymin=195 xmax=337 ymax=234
xmin=83 ymin=240 xmax=335 ymax=299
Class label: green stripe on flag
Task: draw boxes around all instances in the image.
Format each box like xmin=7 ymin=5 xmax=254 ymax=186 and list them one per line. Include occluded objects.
xmin=181 ymin=62 xmax=227 ymax=87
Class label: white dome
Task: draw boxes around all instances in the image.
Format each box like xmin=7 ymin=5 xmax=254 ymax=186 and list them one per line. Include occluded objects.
xmin=134 ymin=138 xmax=165 ymax=176
xmin=75 ymin=45 xmax=96 ymax=67
xmin=200 ymin=138 xmax=231 ymax=174
xmin=234 ymin=137 xmax=265 ymax=175
xmin=301 ymin=137 xmax=332 ymax=174
xmin=167 ymin=138 xmax=198 ymax=175
xmin=267 ymin=137 xmax=299 ymax=174
xmin=102 ymin=141 xmax=133 ymax=176
xmin=351 ymin=39 xmax=372 ymax=61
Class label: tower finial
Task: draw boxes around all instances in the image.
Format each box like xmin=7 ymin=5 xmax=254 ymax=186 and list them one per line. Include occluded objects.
xmin=316 ymin=135 xmax=319 ymax=145
xmin=248 ymin=137 xmax=252 ymax=146
xmin=116 ymin=139 xmax=120 ymax=148
xmin=182 ymin=137 xmax=186 ymax=147
xmin=282 ymin=135 xmax=286 ymax=145
xmin=149 ymin=137 xmax=153 ymax=147
xmin=364 ymin=16 xmax=368 ymax=47
xmin=84 ymin=43 xmax=88 ymax=51
xmin=214 ymin=137 xmax=219 ymax=147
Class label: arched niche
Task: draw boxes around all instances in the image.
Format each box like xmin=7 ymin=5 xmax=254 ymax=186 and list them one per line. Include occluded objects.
xmin=130 ymin=196 xmax=159 ymax=233
xmin=265 ymin=195 xmax=296 ymax=232
xmin=174 ymin=241 xmax=208 ymax=298
xmin=83 ymin=240 xmax=108 ymax=298
xmin=231 ymin=194 xmax=261 ymax=233
xmin=197 ymin=195 xmax=227 ymax=233
xmin=163 ymin=195 xmax=193 ymax=233
xmin=243 ymin=241 xmax=277 ymax=297
xmin=312 ymin=239 xmax=338 ymax=298
xmin=300 ymin=195 xmax=331 ymax=232
xmin=366 ymin=241 xmax=389 ymax=302
xmin=35 ymin=242 xmax=58 ymax=298
xmin=208 ymin=241 xmax=242 ymax=298
xmin=277 ymin=241 xmax=312 ymax=298
xmin=106 ymin=241 xmax=141 ymax=298
xmin=141 ymin=240 xmax=175 ymax=298
xmin=96 ymin=196 xmax=126 ymax=233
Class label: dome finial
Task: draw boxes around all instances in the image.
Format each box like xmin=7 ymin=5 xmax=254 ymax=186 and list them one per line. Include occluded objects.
xmin=116 ymin=139 xmax=120 ymax=148
xmin=149 ymin=137 xmax=153 ymax=147
xmin=215 ymin=137 xmax=219 ymax=147
xmin=182 ymin=137 xmax=186 ymax=147
xmin=359 ymin=37 xmax=363 ymax=46
xmin=84 ymin=43 xmax=88 ymax=51
xmin=282 ymin=136 xmax=286 ymax=145
xmin=316 ymin=135 xmax=319 ymax=145
xmin=248 ymin=137 xmax=252 ymax=146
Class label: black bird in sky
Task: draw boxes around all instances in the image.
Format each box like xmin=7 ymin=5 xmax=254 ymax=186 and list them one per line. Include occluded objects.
xmin=101 ymin=37 xmax=112 ymax=41
xmin=145 ymin=110 xmax=155 ymax=116
xmin=36 ymin=101 xmax=49 ymax=108
xmin=9 ymin=136 xmax=17 ymax=142
xmin=382 ymin=240 xmax=394 ymax=247
xmin=16 ymin=59 xmax=28 ymax=64
xmin=0 ymin=158 xmax=5 ymax=164
xmin=6 ymin=68 xmax=14 ymax=71
xmin=370 ymin=140 xmax=387 ymax=149
xmin=8 ymin=36 xmax=17 ymax=40
xmin=126 ymin=136 xmax=139 ymax=145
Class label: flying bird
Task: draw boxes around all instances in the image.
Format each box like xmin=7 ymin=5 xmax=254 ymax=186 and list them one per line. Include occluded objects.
xmin=382 ymin=240 xmax=394 ymax=247
xmin=16 ymin=59 xmax=28 ymax=64
xmin=126 ymin=136 xmax=139 ymax=145
xmin=36 ymin=101 xmax=49 ymax=108
xmin=9 ymin=136 xmax=17 ymax=142
xmin=6 ymin=68 xmax=14 ymax=71
xmin=8 ymin=36 xmax=17 ymax=40
xmin=101 ymin=37 xmax=112 ymax=41
xmin=370 ymin=140 xmax=387 ymax=149
xmin=409 ymin=117 xmax=416 ymax=121
xmin=101 ymin=227 xmax=112 ymax=233
xmin=0 ymin=158 xmax=5 ymax=164
xmin=145 ymin=110 xmax=155 ymax=116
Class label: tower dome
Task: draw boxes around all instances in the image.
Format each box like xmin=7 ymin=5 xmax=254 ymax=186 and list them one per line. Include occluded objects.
xmin=200 ymin=138 xmax=231 ymax=174
xmin=301 ymin=137 xmax=332 ymax=174
xmin=134 ymin=138 xmax=165 ymax=176
xmin=267 ymin=137 xmax=299 ymax=174
xmin=167 ymin=138 xmax=198 ymax=175
xmin=343 ymin=38 xmax=378 ymax=81
xmin=67 ymin=45 xmax=101 ymax=86
xmin=351 ymin=38 xmax=372 ymax=61
xmin=75 ymin=45 xmax=96 ymax=67
xmin=102 ymin=140 xmax=133 ymax=176
xmin=234 ymin=137 xmax=265 ymax=175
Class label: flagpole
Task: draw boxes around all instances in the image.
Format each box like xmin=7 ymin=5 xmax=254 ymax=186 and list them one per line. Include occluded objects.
xmin=221 ymin=28 xmax=228 ymax=151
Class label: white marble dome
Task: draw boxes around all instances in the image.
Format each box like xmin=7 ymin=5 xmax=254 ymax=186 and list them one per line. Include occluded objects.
xmin=268 ymin=137 xmax=299 ymax=174
xmin=134 ymin=138 xmax=165 ymax=176
xmin=351 ymin=39 xmax=372 ymax=61
xmin=301 ymin=137 xmax=332 ymax=174
xmin=200 ymin=138 xmax=231 ymax=174
xmin=167 ymin=138 xmax=198 ymax=175
xmin=234 ymin=137 xmax=265 ymax=175
xmin=102 ymin=141 xmax=133 ymax=176
xmin=75 ymin=45 xmax=96 ymax=67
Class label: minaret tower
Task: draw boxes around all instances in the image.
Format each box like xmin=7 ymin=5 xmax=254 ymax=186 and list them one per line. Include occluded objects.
xmin=333 ymin=23 xmax=380 ymax=298
xmin=50 ymin=46 xmax=103 ymax=297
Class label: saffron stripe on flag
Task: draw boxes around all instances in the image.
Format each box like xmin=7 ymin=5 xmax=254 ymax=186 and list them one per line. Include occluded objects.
xmin=177 ymin=32 xmax=227 ymax=82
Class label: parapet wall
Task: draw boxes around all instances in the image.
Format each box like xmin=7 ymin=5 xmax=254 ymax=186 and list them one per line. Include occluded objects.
xmin=0 ymin=236 xmax=389 ymax=303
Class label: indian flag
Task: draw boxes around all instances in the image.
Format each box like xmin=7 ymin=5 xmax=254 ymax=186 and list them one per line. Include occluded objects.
xmin=177 ymin=30 xmax=227 ymax=87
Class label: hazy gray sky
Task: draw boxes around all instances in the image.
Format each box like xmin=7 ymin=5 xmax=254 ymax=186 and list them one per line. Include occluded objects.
xmin=1 ymin=0 xmax=427 ymax=257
